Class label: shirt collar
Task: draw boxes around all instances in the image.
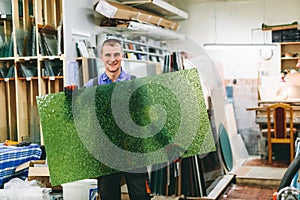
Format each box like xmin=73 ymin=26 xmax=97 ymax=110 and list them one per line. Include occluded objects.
xmin=102 ymin=68 xmax=125 ymax=82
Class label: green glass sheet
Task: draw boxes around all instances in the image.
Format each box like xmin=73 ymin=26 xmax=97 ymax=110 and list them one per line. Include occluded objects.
xmin=219 ymin=123 xmax=233 ymax=171
xmin=37 ymin=68 xmax=215 ymax=186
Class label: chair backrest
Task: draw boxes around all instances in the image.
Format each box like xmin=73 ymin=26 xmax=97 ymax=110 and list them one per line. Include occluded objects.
xmin=267 ymin=103 xmax=294 ymax=139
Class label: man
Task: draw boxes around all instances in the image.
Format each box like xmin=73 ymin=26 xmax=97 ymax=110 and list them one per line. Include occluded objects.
xmin=84 ymin=38 xmax=150 ymax=200
xmin=84 ymin=38 xmax=132 ymax=86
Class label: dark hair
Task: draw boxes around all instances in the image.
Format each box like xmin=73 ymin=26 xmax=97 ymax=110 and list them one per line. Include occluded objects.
xmin=101 ymin=38 xmax=123 ymax=54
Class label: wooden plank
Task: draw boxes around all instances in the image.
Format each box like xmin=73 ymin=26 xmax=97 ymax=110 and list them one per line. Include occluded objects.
xmin=53 ymin=0 xmax=62 ymax=27
xmin=16 ymin=79 xmax=29 ymax=142
xmin=263 ymin=24 xmax=298 ymax=31
xmin=22 ymin=0 xmax=29 ymax=29
xmin=262 ymin=22 xmax=298 ymax=31
xmin=48 ymin=79 xmax=51 ymax=94
xmin=40 ymin=78 xmax=47 ymax=95
xmin=54 ymin=79 xmax=59 ymax=93
xmin=57 ymin=0 xmax=62 ymax=26
xmin=44 ymin=0 xmax=54 ymax=26
xmin=7 ymin=80 xmax=17 ymax=141
xmin=37 ymin=61 xmax=44 ymax=95
xmin=0 ymin=81 xmax=8 ymax=142
xmin=11 ymin=0 xmax=20 ymax=29
xmin=32 ymin=79 xmax=40 ymax=143
xmin=3 ymin=20 xmax=12 ymax=37
xmin=82 ymin=58 xmax=89 ymax=85
xmin=247 ymin=106 xmax=300 ymax=111
xmin=35 ymin=0 xmax=43 ymax=25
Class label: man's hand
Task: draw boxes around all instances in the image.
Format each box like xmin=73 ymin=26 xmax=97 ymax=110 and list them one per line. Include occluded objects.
xmin=64 ymin=85 xmax=78 ymax=98
xmin=64 ymin=85 xmax=78 ymax=119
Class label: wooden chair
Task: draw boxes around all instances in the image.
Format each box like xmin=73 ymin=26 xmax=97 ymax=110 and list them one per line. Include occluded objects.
xmin=266 ymin=103 xmax=296 ymax=163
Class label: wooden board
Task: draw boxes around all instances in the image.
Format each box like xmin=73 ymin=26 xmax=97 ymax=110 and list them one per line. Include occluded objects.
xmin=0 ymin=81 xmax=8 ymax=142
xmin=37 ymin=68 xmax=216 ymax=186
xmin=262 ymin=22 xmax=298 ymax=31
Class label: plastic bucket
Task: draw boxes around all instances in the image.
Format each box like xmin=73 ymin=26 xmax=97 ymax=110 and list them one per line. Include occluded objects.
xmin=62 ymin=179 xmax=98 ymax=200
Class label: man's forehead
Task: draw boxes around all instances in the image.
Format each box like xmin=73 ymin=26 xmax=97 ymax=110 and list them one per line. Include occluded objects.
xmin=103 ymin=43 xmax=121 ymax=47
xmin=102 ymin=45 xmax=121 ymax=51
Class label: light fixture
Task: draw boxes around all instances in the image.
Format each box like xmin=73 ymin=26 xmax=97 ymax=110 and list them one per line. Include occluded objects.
xmin=203 ymin=43 xmax=277 ymax=49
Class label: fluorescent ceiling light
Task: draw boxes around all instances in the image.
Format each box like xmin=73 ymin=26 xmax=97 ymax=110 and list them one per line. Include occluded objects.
xmin=203 ymin=43 xmax=277 ymax=49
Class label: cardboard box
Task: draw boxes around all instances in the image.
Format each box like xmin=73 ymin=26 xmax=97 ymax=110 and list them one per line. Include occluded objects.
xmin=94 ymin=0 xmax=180 ymax=31
xmin=16 ymin=160 xmax=62 ymax=190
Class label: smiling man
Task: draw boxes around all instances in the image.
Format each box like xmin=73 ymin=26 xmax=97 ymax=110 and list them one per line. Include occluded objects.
xmin=84 ymin=38 xmax=150 ymax=200
xmin=84 ymin=38 xmax=132 ymax=86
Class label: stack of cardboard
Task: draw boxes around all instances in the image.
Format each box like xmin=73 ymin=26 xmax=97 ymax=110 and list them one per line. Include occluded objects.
xmin=94 ymin=0 xmax=180 ymax=31
xmin=15 ymin=160 xmax=62 ymax=190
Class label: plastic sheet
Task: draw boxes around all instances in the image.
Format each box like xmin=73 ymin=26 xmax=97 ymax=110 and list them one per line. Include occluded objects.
xmin=3 ymin=178 xmax=51 ymax=200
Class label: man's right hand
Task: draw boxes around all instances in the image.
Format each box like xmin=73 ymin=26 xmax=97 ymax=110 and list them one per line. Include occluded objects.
xmin=63 ymin=85 xmax=78 ymax=119
xmin=64 ymin=85 xmax=78 ymax=98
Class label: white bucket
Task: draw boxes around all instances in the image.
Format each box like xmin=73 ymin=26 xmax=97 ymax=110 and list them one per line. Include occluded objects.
xmin=62 ymin=179 xmax=98 ymax=200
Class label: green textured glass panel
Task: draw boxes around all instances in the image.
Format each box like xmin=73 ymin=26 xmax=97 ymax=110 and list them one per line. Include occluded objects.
xmin=37 ymin=68 xmax=215 ymax=186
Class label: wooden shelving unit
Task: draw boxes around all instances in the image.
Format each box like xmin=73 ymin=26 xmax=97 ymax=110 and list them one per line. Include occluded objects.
xmin=0 ymin=0 xmax=64 ymax=144
xmin=279 ymin=42 xmax=300 ymax=72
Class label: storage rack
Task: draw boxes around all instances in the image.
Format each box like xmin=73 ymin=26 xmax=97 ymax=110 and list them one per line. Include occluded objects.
xmin=0 ymin=0 xmax=64 ymax=144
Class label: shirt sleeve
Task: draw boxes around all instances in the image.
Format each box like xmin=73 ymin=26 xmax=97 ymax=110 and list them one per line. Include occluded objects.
xmin=84 ymin=78 xmax=95 ymax=88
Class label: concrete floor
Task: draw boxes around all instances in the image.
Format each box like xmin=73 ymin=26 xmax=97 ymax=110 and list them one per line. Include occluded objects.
xmin=219 ymin=184 xmax=276 ymax=200
xmin=120 ymin=156 xmax=289 ymax=200
xmin=215 ymin=156 xmax=289 ymax=200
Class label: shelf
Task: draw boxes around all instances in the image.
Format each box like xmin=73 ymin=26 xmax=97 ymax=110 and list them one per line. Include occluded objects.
xmin=101 ymin=33 xmax=168 ymax=64
xmin=18 ymin=77 xmax=39 ymax=81
xmin=0 ymin=14 xmax=12 ymax=20
xmin=148 ymin=52 xmax=163 ymax=57
xmin=117 ymin=0 xmax=188 ymax=20
xmin=16 ymin=56 xmax=39 ymax=61
xmin=98 ymin=21 xmax=185 ymax=41
xmin=279 ymin=42 xmax=300 ymax=71
xmin=123 ymin=58 xmax=156 ymax=63
xmin=123 ymin=59 xmax=160 ymax=64
xmin=42 ymin=76 xmax=64 ymax=80
xmin=122 ymin=39 xmax=147 ymax=46
xmin=124 ymin=49 xmax=147 ymax=54
xmin=280 ymin=42 xmax=300 ymax=45
xmin=0 ymin=78 xmax=15 ymax=82
xmin=40 ymin=56 xmax=63 ymax=61
xmin=0 ymin=0 xmax=65 ymax=144
xmin=123 ymin=40 xmax=168 ymax=51
xmin=281 ymin=57 xmax=300 ymax=60
xmin=0 ymin=57 xmax=15 ymax=61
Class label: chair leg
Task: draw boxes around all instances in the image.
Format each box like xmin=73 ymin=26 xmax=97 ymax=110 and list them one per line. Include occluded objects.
xmin=290 ymin=143 xmax=294 ymax=163
xmin=268 ymin=143 xmax=272 ymax=164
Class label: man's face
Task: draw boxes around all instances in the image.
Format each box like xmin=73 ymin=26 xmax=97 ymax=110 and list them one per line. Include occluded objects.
xmin=101 ymin=44 xmax=123 ymax=73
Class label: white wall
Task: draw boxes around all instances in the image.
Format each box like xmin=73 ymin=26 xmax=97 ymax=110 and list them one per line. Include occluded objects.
xmin=63 ymin=0 xmax=96 ymax=85
xmin=177 ymin=0 xmax=300 ymax=79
